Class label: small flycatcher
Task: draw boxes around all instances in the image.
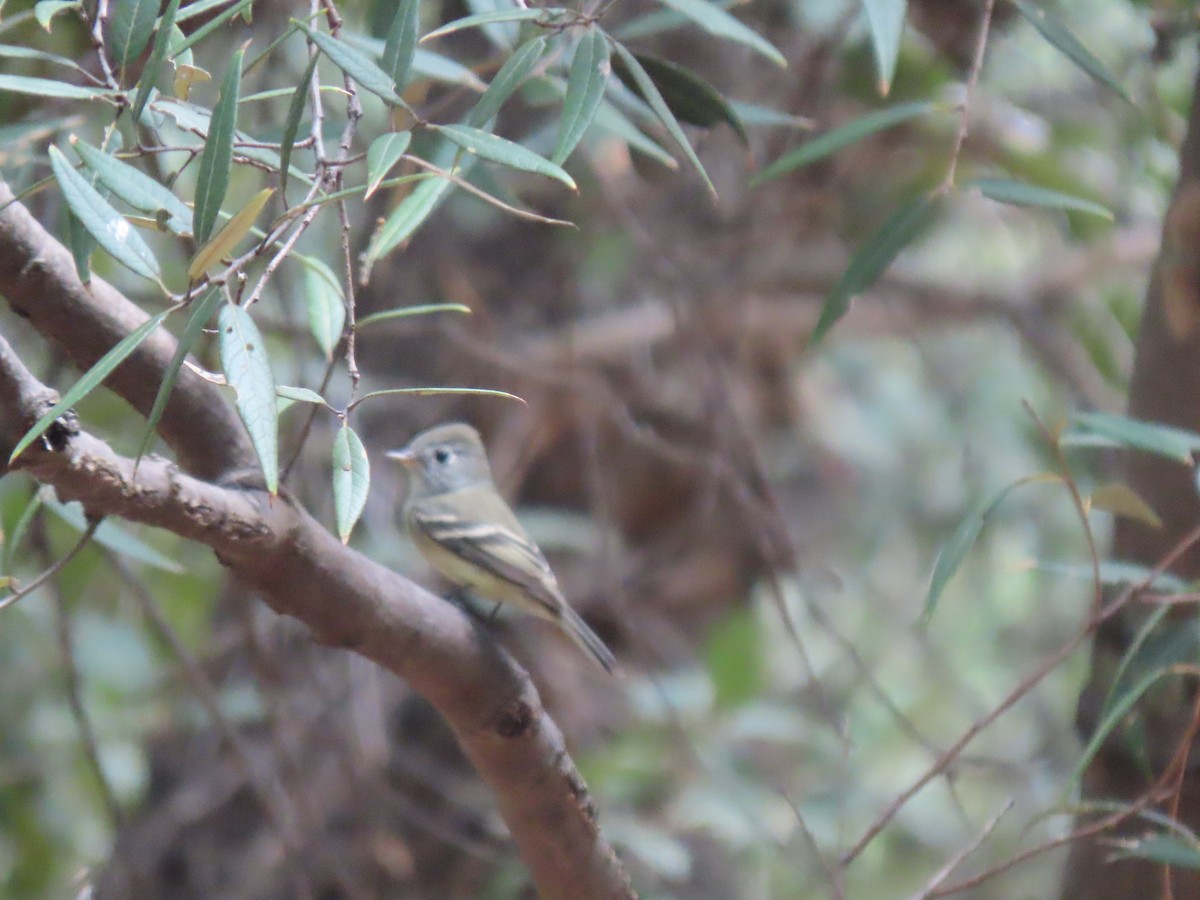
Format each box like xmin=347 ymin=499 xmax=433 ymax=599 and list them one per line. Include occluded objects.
xmin=388 ymin=423 xmax=616 ymax=674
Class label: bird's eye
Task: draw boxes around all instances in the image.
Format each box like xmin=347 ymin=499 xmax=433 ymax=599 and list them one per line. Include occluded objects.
xmin=434 ymin=448 xmax=451 ymax=465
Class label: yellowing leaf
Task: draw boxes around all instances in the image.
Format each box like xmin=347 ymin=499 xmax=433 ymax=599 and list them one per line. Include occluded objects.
xmin=188 ymin=188 xmax=274 ymax=279
xmin=1089 ymin=483 xmax=1163 ymax=530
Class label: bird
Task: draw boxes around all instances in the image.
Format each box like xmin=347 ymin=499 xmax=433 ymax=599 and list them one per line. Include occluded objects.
xmin=387 ymin=423 xmax=617 ymax=674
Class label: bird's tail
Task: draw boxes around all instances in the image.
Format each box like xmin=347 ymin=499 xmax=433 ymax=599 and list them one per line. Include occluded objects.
xmin=560 ymin=605 xmax=617 ymax=674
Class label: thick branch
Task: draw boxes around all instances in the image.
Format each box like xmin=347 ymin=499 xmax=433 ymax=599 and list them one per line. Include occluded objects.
xmin=0 ymin=202 xmax=633 ymax=900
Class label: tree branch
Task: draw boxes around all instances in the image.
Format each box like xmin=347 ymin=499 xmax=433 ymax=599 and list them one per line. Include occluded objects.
xmin=0 ymin=188 xmax=634 ymax=900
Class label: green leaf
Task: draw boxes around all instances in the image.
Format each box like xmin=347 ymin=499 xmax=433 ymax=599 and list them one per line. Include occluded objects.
xmin=299 ymin=255 xmax=345 ymax=358
xmin=34 ymin=0 xmax=79 ymax=31
xmin=217 ymin=304 xmax=278 ymax=494
xmin=422 ymin=8 xmax=556 ymax=42
xmin=332 ymin=425 xmax=370 ymax=543
xmin=193 ymin=46 xmax=244 ymax=244
xmin=468 ymin=35 xmax=547 ymax=128
xmin=293 ymin=19 xmax=402 ymax=105
xmin=3 ymin=490 xmax=43 ymax=576
xmin=134 ymin=288 xmax=221 ymax=466
xmin=923 ymin=476 xmax=1031 ymax=622
xmin=167 ymin=0 xmax=252 ymax=59
xmin=814 ymin=192 xmax=936 ymax=344
xmin=1064 ymin=412 xmax=1200 ymax=465
xmin=730 ymin=100 xmax=813 ymax=129
xmin=188 ymin=187 xmax=273 ymax=278
xmin=107 ymin=0 xmax=159 ymax=75
xmin=355 ymin=303 xmax=470 ymax=329
xmin=0 ymin=74 xmax=114 ymax=101
xmin=382 ymin=0 xmax=420 ymax=93
xmin=365 ymin=130 xmax=413 ymax=198
xmin=279 ymin=51 xmax=319 ymax=199
xmin=9 ymin=305 xmax=176 ymax=464
xmin=751 ymin=100 xmax=935 ymax=185
xmin=413 ymin=47 xmax=486 ymax=90
xmin=592 ymin=97 xmax=678 ymax=168
xmin=64 ymin=209 xmax=95 ymax=283
xmin=861 ymin=0 xmax=907 ymax=95
xmin=131 ymin=0 xmax=181 ymax=122
xmin=554 ymin=31 xmax=611 ymax=165
xmin=705 ymin=606 xmax=762 ymax=708
xmin=351 ymin=386 xmax=526 ymax=408
xmin=72 ymin=136 xmax=192 ymax=235
xmin=1112 ymin=835 xmax=1200 ymax=870
xmin=0 ymin=43 xmax=89 ymax=74
xmin=366 ymin=162 xmax=455 ymax=261
xmin=609 ymin=40 xmax=715 ymax=197
xmin=614 ymin=52 xmax=745 ymax=143
xmin=1033 ymin=559 xmax=1189 ymax=593
xmin=44 ymin=496 xmax=185 ymax=573
xmin=657 ymin=0 xmax=785 ymax=67
xmin=970 ymin=177 xmax=1113 ymax=220
xmin=434 ymin=123 xmax=577 ymax=190
xmin=276 ymin=385 xmax=327 ymax=405
xmin=1012 ymin=0 xmax=1131 ymax=104
xmin=48 ymin=145 xmax=162 ymax=282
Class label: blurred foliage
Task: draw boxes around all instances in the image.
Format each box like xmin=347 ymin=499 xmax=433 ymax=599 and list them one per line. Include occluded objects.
xmin=0 ymin=0 xmax=1192 ymax=896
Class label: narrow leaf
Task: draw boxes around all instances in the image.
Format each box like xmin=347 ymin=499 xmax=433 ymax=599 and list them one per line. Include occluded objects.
xmin=332 ymin=425 xmax=370 ymax=543
xmin=299 ymin=255 xmax=345 ymax=357
xmin=107 ymin=0 xmax=159 ymax=75
xmin=468 ymin=35 xmax=547 ymax=127
xmin=423 ymin=8 xmax=554 ymax=42
xmin=657 ymin=0 xmax=785 ymax=67
xmin=1089 ymin=483 xmax=1163 ymax=530
xmin=1113 ymin=835 xmax=1200 ymax=870
xmin=614 ymin=52 xmax=746 ymax=142
xmin=366 ymin=161 xmax=455 ymax=261
xmin=434 ymin=123 xmax=577 ymax=190
xmin=1065 ymin=412 xmax=1200 ymax=465
xmin=351 ymin=387 xmax=526 ymax=408
xmin=861 ymin=0 xmax=907 ymax=95
xmin=413 ymin=47 xmax=487 ymax=91
xmin=3 ymin=490 xmax=43 ymax=576
xmin=554 ymin=30 xmax=611 ymax=164
xmin=971 ymin=177 xmax=1113 ymax=220
xmin=45 ymin=496 xmax=184 ymax=572
xmin=134 ymin=288 xmax=221 ymax=465
xmin=188 ymin=187 xmax=273 ymax=279
xmin=365 ymin=131 xmax=413 ymax=198
xmin=815 ymin=192 xmax=936 ymax=344
xmin=731 ymin=101 xmax=814 ymax=129
xmin=356 ymin=303 xmax=470 ymax=329
xmin=35 ymin=0 xmax=79 ymax=30
xmin=751 ymin=100 xmax=935 ymax=185
xmin=64 ymin=210 xmax=95 ymax=283
xmin=49 ymin=145 xmax=161 ymax=282
xmin=279 ymin=51 xmax=319 ymax=198
xmin=593 ymin=97 xmax=678 ymax=168
xmin=382 ymin=0 xmax=420 ymax=93
xmin=9 ymin=306 xmax=176 ymax=463
xmin=276 ymin=385 xmax=327 ymax=404
xmin=72 ymin=135 xmax=192 ymax=235
xmin=132 ymin=0 xmax=181 ymax=122
xmin=0 ymin=43 xmax=90 ymax=74
xmin=0 ymin=74 xmax=113 ymax=100
xmin=193 ymin=46 xmax=244 ymax=244
xmin=217 ymin=303 xmax=278 ymax=493
xmin=1012 ymin=0 xmax=1131 ymax=103
xmin=167 ymin=0 xmax=252 ymax=59
xmin=293 ymin=19 xmax=402 ymax=105
xmin=609 ymin=40 xmax=715 ymax=197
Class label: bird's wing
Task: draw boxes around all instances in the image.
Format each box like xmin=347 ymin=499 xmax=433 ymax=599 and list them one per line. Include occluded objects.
xmin=409 ymin=488 xmax=565 ymax=615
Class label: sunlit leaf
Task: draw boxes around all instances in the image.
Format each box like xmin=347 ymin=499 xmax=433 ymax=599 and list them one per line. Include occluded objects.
xmin=1012 ymin=0 xmax=1131 ymax=103
xmin=609 ymin=41 xmax=714 ymax=196
xmin=9 ymin=305 xmax=176 ymax=464
xmin=72 ymin=135 xmax=192 ymax=235
xmin=365 ymin=131 xmax=413 ymax=198
xmin=48 ymin=145 xmax=162 ymax=282
xmin=293 ymin=19 xmax=402 ymax=105
xmin=108 ymin=0 xmax=159 ymax=75
xmin=434 ymin=123 xmax=576 ymax=190
xmin=218 ymin=303 xmax=278 ymax=494
xmin=971 ymin=177 xmax=1113 ymax=220
xmin=382 ymin=0 xmax=420 ymax=93
xmin=131 ymin=0 xmax=181 ymax=121
xmin=815 ymin=192 xmax=937 ymax=344
xmin=554 ymin=30 xmax=611 ymax=164
xmin=278 ymin=51 xmax=318 ymax=198
xmin=751 ymin=100 xmax=935 ymax=185
xmin=861 ymin=0 xmax=906 ymax=95
xmin=332 ymin=425 xmax=370 ymax=543
xmin=193 ymin=46 xmax=244 ymax=244
xmin=135 ymin=288 xmax=221 ymax=465
xmin=657 ymin=0 xmax=785 ymax=67
xmin=468 ymin=35 xmax=547 ymax=127
xmin=188 ymin=187 xmax=273 ymax=279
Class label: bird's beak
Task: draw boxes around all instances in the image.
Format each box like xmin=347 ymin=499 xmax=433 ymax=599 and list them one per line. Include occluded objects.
xmin=386 ymin=447 xmax=419 ymax=468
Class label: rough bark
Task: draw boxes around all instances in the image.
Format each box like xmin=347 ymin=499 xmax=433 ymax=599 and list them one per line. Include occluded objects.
xmin=0 ymin=180 xmax=635 ymax=900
